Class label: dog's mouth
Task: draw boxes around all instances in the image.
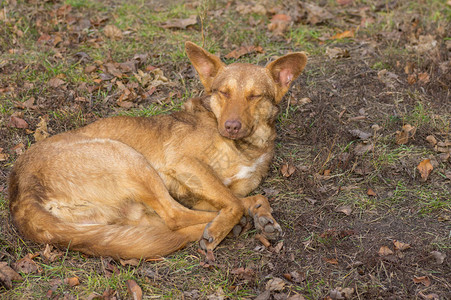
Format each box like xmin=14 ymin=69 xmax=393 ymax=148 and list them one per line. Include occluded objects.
xmin=219 ymin=127 xmax=252 ymax=140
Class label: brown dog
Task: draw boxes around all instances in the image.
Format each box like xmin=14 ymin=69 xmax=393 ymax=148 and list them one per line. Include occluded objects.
xmin=8 ymin=42 xmax=307 ymax=259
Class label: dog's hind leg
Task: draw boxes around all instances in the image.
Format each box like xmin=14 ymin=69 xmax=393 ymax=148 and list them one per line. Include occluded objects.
xmin=125 ymin=162 xmax=218 ymax=231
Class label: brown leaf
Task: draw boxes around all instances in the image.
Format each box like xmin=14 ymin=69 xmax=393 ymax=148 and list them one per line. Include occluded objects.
xmin=119 ymin=258 xmax=140 ymax=267
xmin=324 ymin=258 xmax=339 ymax=265
xmin=41 ymin=244 xmax=63 ymax=262
xmin=287 ymin=295 xmax=306 ymax=300
xmin=335 ymin=206 xmax=352 ymax=216
xmin=272 ymin=241 xmax=284 ymax=253
xmin=331 ymin=30 xmax=354 ymax=39
xmin=64 ymin=277 xmax=80 ymax=287
xmin=395 ymin=124 xmax=416 ymax=145
xmin=393 ymin=240 xmax=411 ymax=251
xmin=367 ymin=188 xmax=377 ymax=196
xmin=13 ymin=254 xmax=40 ymax=274
xmin=8 ymin=116 xmax=29 ymax=129
xmin=354 ymin=143 xmax=374 ymax=155
xmin=349 ymin=129 xmax=372 ymax=140
xmin=430 ymin=251 xmax=446 ymax=264
xmin=0 ymin=148 xmax=9 ymax=162
xmin=341 ymin=287 xmax=355 ymax=298
xmin=407 ymin=74 xmax=417 ymax=85
xmin=231 ymin=267 xmax=255 ymax=281
xmin=266 ymin=277 xmax=285 ymax=291
xmin=378 ymin=69 xmax=401 ymax=89
xmin=225 ymin=45 xmax=264 ymax=59
xmin=84 ymin=65 xmax=97 ymax=73
xmin=105 ymin=63 xmax=123 ymax=78
xmin=34 ymin=116 xmax=50 ymax=142
xmin=14 ymin=97 xmax=37 ymax=110
xmin=419 ymin=292 xmax=440 ymax=300
xmin=325 ymin=47 xmax=349 ymax=59
xmin=413 ymin=275 xmax=431 ymax=287
xmin=378 ymin=246 xmax=394 ymax=256
xmin=161 ymin=15 xmax=197 ymax=29
xmin=104 ymin=24 xmax=123 ymax=40
xmin=281 ymin=163 xmax=296 ymax=177
xmin=302 ymin=2 xmax=333 ymax=24
xmin=268 ymin=14 xmax=291 ymax=35
xmin=126 ymin=279 xmax=143 ymax=300
xmin=337 ymin=0 xmax=353 ymax=5
xmin=418 ymin=72 xmax=430 ymax=84
xmin=417 ymin=158 xmax=433 ymax=181
xmin=0 ymin=262 xmax=23 ymax=289
xmin=48 ymin=77 xmax=65 ymax=88
xmin=425 ymin=135 xmax=437 ymax=146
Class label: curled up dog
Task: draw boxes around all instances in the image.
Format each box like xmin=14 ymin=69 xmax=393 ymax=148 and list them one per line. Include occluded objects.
xmin=8 ymin=42 xmax=307 ymax=259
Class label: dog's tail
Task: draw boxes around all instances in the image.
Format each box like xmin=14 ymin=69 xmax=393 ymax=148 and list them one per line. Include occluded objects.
xmin=9 ymin=167 xmax=196 ymax=259
xmin=11 ymin=201 xmax=195 ymax=259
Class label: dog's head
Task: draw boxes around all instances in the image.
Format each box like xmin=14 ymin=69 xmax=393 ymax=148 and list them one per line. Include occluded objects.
xmin=185 ymin=42 xmax=307 ymax=140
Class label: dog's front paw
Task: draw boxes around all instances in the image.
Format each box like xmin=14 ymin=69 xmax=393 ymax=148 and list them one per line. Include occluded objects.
xmin=248 ymin=197 xmax=282 ymax=240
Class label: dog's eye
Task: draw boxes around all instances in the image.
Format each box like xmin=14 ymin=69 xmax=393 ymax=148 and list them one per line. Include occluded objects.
xmin=219 ymin=91 xmax=230 ymax=98
xmin=248 ymin=95 xmax=262 ymax=100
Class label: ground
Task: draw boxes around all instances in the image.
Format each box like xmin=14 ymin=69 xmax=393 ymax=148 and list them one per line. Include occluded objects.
xmin=0 ymin=0 xmax=450 ymax=299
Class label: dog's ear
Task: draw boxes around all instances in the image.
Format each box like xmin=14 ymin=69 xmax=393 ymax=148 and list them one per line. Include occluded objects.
xmin=185 ymin=41 xmax=225 ymax=92
xmin=266 ymin=52 xmax=307 ymax=103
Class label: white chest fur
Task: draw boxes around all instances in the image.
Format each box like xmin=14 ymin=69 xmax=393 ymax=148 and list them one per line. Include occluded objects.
xmin=222 ymin=153 xmax=269 ymax=186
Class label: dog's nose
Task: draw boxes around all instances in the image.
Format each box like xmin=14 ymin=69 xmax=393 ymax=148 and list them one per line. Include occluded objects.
xmin=225 ymin=120 xmax=242 ymax=134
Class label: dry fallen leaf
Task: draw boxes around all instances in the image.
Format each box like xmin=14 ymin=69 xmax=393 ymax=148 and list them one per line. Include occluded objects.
xmin=329 ymin=289 xmax=344 ymax=299
xmin=349 ymin=129 xmax=372 ymax=140
xmin=341 ymin=287 xmax=355 ymax=298
xmin=326 ymin=47 xmax=349 ymax=59
xmin=225 ymin=45 xmax=264 ymax=59
xmin=367 ymin=188 xmax=377 ymax=196
xmin=426 ymin=135 xmax=437 ymax=146
xmin=430 ymin=251 xmax=446 ymax=264
xmin=161 ymin=15 xmax=197 ymax=29
xmin=418 ymin=72 xmax=430 ymax=84
xmin=13 ymin=254 xmax=40 ymax=274
xmin=377 ymin=69 xmax=399 ymax=89
xmin=64 ymin=276 xmax=80 ymax=287
xmin=324 ymin=258 xmax=339 ymax=265
xmin=378 ymin=246 xmax=394 ymax=256
xmin=0 ymin=148 xmax=9 ymax=162
xmin=0 ymin=262 xmax=23 ymax=289
xmin=395 ymin=124 xmax=416 ymax=145
xmin=393 ymin=240 xmax=411 ymax=251
xmin=419 ymin=292 xmax=440 ymax=300
xmin=48 ymin=77 xmax=65 ymax=88
xmin=104 ymin=24 xmax=123 ymax=40
xmin=8 ymin=115 xmax=28 ymax=129
xmin=34 ymin=116 xmax=50 ymax=142
xmin=281 ymin=163 xmax=296 ymax=177
xmin=119 ymin=258 xmax=140 ymax=267
xmin=335 ymin=206 xmax=352 ymax=216
xmin=266 ymin=277 xmax=285 ymax=291
xmin=41 ymin=244 xmax=63 ymax=262
xmin=302 ymin=2 xmax=333 ymax=24
xmin=267 ymin=14 xmax=291 ymax=35
xmin=413 ymin=275 xmax=431 ymax=287
xmin=331 ymin=30 xmax=354 ymax=40
xmin=287 ymin=295 xmax=306 ymax=300
xmin=231 ymin=267 xmax=255 ymax=281
xmin=417 ymin=158 xmax=433 ymax=181
xmin=126 ymin=279 xmax=143 ymax=300
xmin=354 ymin=143 xmax=374 ymax=155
